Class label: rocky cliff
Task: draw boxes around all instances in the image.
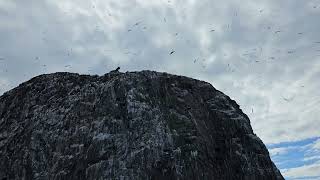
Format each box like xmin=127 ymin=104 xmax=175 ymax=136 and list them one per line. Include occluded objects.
xmin=0 ymin=70 xmax=283 ymax=180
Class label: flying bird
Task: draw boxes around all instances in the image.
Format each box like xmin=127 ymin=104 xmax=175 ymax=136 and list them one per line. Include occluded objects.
xmin=134 ymin=22 xmax=141 ymax=26
xmin=210 ymin=29 xmax=215 ymax=32
xmin=170 ymin=50 xmax=175 ymax=55
xmin=283 ymin=97 xmax=294 ymax=102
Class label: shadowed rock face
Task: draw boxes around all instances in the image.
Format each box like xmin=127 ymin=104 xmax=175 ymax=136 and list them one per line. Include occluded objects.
xmin=0 ymin=70 xmax=283 ymax=180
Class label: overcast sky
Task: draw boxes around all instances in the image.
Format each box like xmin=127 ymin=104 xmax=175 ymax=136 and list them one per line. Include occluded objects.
xmin=0 ymin=0 xmax=320 ymax=178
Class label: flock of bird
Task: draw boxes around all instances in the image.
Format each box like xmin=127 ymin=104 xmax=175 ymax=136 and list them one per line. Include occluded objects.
xmin=0 ymin=1 xmax=320 ymax=97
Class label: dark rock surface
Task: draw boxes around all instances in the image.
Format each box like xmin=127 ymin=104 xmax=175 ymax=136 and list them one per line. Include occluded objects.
xmin=0 ymin=70 xmax=283 ymax=180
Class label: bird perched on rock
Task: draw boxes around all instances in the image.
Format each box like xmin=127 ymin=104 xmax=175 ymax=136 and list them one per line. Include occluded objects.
xmin=110 ymin=67 xmax=120 ymax=73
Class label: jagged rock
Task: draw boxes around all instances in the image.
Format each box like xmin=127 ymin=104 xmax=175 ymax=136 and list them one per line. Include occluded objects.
xmin=0 ymin=70 xmax=283 ymax=180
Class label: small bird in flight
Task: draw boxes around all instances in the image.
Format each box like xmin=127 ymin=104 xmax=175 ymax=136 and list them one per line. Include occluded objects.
xmin=134 ymin=22 xmax=141 ymax=26
xmin=283 ymin=97 xmax=293 ymax=102
xmin=170 ymin=50 xmax=175 ymax=55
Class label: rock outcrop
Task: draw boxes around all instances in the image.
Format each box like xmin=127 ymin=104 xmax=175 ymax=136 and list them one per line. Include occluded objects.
xmin=0 ymin=70 xmax=283 ymax=180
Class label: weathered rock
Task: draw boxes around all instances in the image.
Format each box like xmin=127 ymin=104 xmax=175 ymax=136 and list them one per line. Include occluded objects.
xmin=0 ymin=70 xmax=283 ymax=180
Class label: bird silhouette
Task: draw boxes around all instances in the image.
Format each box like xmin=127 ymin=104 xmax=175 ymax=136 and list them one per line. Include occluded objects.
xmin=109 ymin=67 xmax=120 ymax=74
xmin=282 ymin=95 xmax=294 ymax=102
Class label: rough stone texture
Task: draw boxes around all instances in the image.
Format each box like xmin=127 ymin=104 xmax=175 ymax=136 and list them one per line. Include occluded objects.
xmin=0 ymin=70 xmax=284 ymax=180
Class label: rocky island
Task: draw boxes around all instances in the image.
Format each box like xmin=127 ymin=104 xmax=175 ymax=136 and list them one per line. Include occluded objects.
xmin=0 ymin=70 xmax=283 ymax=179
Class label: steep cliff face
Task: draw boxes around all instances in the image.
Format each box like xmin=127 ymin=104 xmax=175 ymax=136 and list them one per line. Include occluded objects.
xmin=0 ymin=70 xmax=283 ymax=180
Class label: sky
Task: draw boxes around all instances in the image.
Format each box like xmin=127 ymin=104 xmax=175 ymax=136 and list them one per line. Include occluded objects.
xmin=0 ymin=0 xmax=319 ymax=179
